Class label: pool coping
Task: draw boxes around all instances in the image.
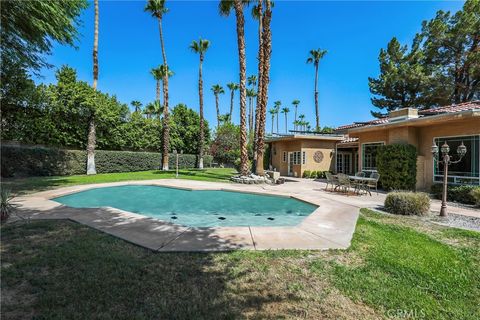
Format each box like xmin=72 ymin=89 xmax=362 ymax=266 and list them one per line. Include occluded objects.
xmin=11 ymin=179 xmax=360 ymax=252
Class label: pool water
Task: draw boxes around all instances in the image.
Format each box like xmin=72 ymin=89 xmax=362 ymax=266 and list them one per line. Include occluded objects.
xmin=53 ymin=185 xmax=317 ymax=227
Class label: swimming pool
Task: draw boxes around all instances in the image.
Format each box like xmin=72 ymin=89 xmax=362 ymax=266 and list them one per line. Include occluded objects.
xmin=53 ymin=185 xmax=317 ymax=227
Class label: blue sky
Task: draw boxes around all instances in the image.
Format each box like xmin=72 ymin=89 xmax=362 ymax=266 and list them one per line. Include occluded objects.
xmin=36 ymin=0 xmax=464 ymax=131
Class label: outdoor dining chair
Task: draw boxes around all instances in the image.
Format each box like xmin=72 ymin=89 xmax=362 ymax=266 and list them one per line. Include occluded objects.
xmin=325 ymin=172 xmax=340 ymax=191
xmin=365 ymin=172 xmax=380 ymax=195
xmin=353 ymin=172 xmax=367 ymax=194
xmin=337 ymin=173 xmax=352 ymax=194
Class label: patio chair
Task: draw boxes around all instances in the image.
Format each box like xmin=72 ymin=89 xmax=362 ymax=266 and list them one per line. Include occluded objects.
xmin=337 ymin=173 xmax=352 ymax=194
xmin=365 ymin=172 xmax=380 ymax=195
xmin=353 ymin=172 xmax=366 ymax=194
xmin=325 ymin=172 xmax=340 ymax=191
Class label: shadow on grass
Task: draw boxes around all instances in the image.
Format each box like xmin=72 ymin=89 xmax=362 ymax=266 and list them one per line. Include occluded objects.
xmin=1 ymin=203 xmax=287 ymax=318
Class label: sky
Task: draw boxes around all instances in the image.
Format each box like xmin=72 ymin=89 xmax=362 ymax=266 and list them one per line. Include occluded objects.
xmin=35 ymin=0 xmax=465 ymax=132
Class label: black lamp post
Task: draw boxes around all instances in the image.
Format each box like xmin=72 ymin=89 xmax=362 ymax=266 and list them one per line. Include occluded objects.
xmin=431 ymin=141 xmax=467 ymax=217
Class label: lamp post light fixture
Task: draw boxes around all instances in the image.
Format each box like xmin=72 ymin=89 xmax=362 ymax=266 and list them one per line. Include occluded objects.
xmin=431 ymin=141 xmax=467 ymax=217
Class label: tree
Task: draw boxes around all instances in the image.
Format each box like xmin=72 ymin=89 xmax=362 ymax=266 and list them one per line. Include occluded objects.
xmin=369 ymin=0 xmax=479 ymax=116
xmin=268 ymin=108 xmax=276 ymax=134
xmin=211 ymin=84 xmax=225 ymax=128
xmin=273 ymin=100 xmax=281 ymax=133
xmin=292 ymin=99 xmax=300 ymax=131
xmin=145 ymin=100 xmax=163 ymax=120
xmin=190 ymin=38 xmax=210 ymax=169
xmin=145 ymin=0 xmax=170 ymax=170
xmin=210 ymin=123 xmax=240 ymax=166
xmin=252 ymin=3 xmax=263 ymax=170
xmin=306 ymin=48 xmax=327 ymax=130
xmin=86 ymin=0 xmax=100 ymax=175
xmin=298 ymin=114 xmax=306 ymax=131
xmin=220 ymin=0 xmax=249 ymax=176
xmin=131 ymin=101 xmax=142 ymax=113
xmin=226 ymin=82 xmax=239 ymax=122
xmin=150 ymin=66 xmax=163 ymax=102
xmin=255 ymin=0 xmax=273 ymax=176
xmin=0 ymin=0 xmax=87 ymax=72
xmin=246 ymin=88 xmax=257 ymax=135
xmin=281 ymin=107 xmax=290 ymax=133
xmin=368 ymin=37 xmax=431 ymax=117
xmin=170 ymin=103 xmax=210 ymax=155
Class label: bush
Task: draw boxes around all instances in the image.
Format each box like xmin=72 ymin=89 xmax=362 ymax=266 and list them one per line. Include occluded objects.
xmin=316 ymin=171 xmax=327 ymax=179
xmin=430 ymin=184 xmax=478 ymax=205
xmin=470 ymin=188 xmax=480 ymax=207
xmin=309 ymin=171 xmax=318 ymax=178
xmin=377 ymin=144 xmax=417 ymax=191
xmin=384 ymin=191 xmax=430 ymax=216
xmin=1 ymin=145 xmax=212 ymax=177
xmin=302 ymin=170 xmax=311 ymax=178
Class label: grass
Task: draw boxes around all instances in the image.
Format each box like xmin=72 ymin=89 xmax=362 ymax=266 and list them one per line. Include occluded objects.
xmin=2 ymin=168 xmax=236 ymax=195
xmin=1 ymin=209 xmax=479 ymax=319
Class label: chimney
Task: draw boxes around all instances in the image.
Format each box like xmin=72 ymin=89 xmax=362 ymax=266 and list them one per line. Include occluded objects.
xmin=388 ymin=108 xmax=419 ymax=122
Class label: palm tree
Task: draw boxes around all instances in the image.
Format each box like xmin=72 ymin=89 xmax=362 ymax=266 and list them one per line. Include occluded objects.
xmin=247 ymin=75 xmax=257 ymax=88
xmin=145 ymin=101 xmax=163 ymax=120
xmin=281 ymin=107 xmax=290 ymax=133
xmin=298 ymin=114 xmax=306 ymax=132
xmin=246 ymin=88 xmax=256 ymax=135
xmin=190 ymin=38 xmax=210 ymax=169
xmin=268 ymin=108 xmax=276 ymax=134
xmin=251 ymin=4 xmax=263 ymax=171
xmin=218 ymin=113 xmax=231 ymax=125
xmin=86 ymin=0 xmax=99 ymax=175
xmin=131 ymin=100 xmax=142 ymax=113
xmin=292 ymin=99 xmax=300 ymax=131
xmin=150 ymin=66 xmax=163 ymax=102
xmin=254 ymin=0 xmax=273 ymax=176
xmin=220 ymin=0 xmax=249 ymax=176
xmin=306 ymin=48 xmax=327 ymax=130
xmin=145 ymin=0 xmax=170 ymax=170
xmin=226 ymin=82 xmax=239 ymax=122
xmin=273 ymin=100 xmax=281 ymax=133
xmin=211 ymin=84 xmax=225 ymax=128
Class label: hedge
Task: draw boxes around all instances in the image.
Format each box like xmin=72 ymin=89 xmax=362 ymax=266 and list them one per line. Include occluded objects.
xmin=430 ymin=183 xmax=479 ymax=205
xmin=377 ymin=144 xmax=417 ymax=191
xmin=384 ymin=191 xmax=430 ymax=216
xmin=1 ymin=145 xmax=213 ymax=178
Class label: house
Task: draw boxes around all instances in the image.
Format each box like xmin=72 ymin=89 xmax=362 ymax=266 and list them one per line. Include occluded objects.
xmin=266 ymin=101 xmax=480 ymax=190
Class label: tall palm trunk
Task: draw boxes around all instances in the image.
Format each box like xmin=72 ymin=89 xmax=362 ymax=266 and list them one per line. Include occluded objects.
xmin=271 ymin=114 xmax=274 ymax=134
xmin=233 ymin=0 xmax=248 ymax=176
xmin=294 ymin=106 xmax=297 ymax=131
xmin=248 ymin=96 xmax=253 ymax=134
xmin=214 ymin=93 xmax=220 ymax=128
xmin=229 ymin=89 xmax=234 ymax=122
xmin=255 ymin=0 xmax=272 ymax=176
xmin=198 ymin=53 xmax=205 ymax=169
xmin=276 ymin=112 xmax=279 ymax=133
xmin=284 ymin=113 xmax=288 ymax=133
xmin=158 ymin=17 xmax=170 ymax=170
xmin=253 ymin=0 xmax=263 ymax=170
xmin=156 ymin=79 xmax=161 ymax=102
xmin=87 ymin=0 xmax=99 ymax=175
xmin=314 ymin=62 xmax=319 ymax=130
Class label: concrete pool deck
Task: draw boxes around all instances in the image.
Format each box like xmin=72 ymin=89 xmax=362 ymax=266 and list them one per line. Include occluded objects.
xmin=11 ymin=179 xmax=362 ymax=251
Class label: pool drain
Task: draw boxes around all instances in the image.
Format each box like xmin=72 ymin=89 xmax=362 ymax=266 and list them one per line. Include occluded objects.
xmin=267 ymin=217 xmax=275 ymax=220
xmin=218 ymin=217 xmax=226 ymax=220
xmin=171 ymin=216 xmax=178 ymax=220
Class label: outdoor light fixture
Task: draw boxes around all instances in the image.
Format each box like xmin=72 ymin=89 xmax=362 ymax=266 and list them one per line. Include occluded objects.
xmin=431 ymin=141 xmax=467 ymax=217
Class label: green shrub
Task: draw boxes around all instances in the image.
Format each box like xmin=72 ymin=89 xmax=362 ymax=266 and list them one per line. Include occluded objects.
xmin=377 ymin=144 xmax=417 ymax=191
xmin=309 ymin=171 xmax=317 ymax=178
xmin=316 ymin=171 xmax=326 ymax=179
xmin=384 ymin=191 xmax=430 ymax=216
xmin=430 ymin=184 xmax=478 ymax=205
xmin=1 ymin=145 xmax=212 ymax=177
xmin=302 ymin=170 xmax=311 ymax=178
xmin=470 ymin=188 xmax=480 ymax=207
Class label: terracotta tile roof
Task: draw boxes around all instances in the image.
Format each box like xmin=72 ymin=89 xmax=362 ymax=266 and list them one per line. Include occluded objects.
xmin=419 ymin=101 xmax=480 ymax=115
xmin=336 ymin=118 xmax=389 ymax=131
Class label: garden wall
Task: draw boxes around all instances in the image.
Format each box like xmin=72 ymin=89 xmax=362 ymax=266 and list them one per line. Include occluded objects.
xmin=1 ymin=144 xmax=212 ymax=178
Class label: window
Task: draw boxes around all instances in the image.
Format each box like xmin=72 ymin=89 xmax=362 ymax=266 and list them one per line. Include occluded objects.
xmin=282 ymin=152 xmax=287 ymax=163
xmin=362 ymin=142 xmax=384 ymax=170
xmin=433 ymin=135 xmax=480 ymax=185
xmin=290 ymin=151 xmax=302 ymax=165
xmin=302 ymin=151 xmax=306 ymax=165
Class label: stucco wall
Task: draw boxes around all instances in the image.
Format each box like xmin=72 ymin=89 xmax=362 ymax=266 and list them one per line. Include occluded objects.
xmin=270 ymin=139 xmax=337 ymax=177
xmin=352 ymin=117 xmax=480 ymax=190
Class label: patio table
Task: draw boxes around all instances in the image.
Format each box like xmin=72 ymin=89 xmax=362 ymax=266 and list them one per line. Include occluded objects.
xmin=348 ymin=176 xmax=377 ymax=196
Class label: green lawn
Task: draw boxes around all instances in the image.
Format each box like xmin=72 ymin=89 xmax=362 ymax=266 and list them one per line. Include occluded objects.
xmin=1 ymin=209 xmax=479 ymax=319
xmin=2 ymin=168 xmax=236 ymax=194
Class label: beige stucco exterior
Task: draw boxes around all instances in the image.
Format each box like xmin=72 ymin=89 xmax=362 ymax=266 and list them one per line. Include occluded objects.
xmin=349 ymin=111 xmax=480 ymax=190
xmin=269 ymin=136 xmax=340 ymax=177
